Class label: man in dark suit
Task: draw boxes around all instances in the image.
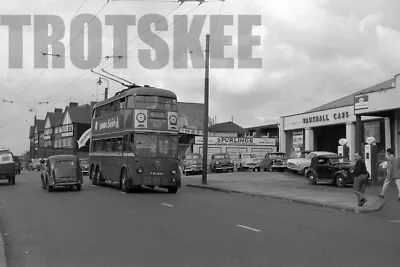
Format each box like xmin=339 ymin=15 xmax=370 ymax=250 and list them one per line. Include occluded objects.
xmin=353 ymin=153 xmax=368 ymax=207
xmin=379 ymin=148 xmax=400 ymax=201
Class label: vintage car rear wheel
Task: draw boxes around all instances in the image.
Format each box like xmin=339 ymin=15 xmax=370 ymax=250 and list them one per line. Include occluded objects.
xmin=307 ymin=172 xmax=317 ymax=185
xmin=76 ymin=184 xmax=82 ymax=191
xmin=335 ymin=174 xmax=346 ymax=187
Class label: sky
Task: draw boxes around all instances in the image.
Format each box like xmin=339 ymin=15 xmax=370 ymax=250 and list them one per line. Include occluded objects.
xmin=1 ymin=0 xmax=400 ymax=154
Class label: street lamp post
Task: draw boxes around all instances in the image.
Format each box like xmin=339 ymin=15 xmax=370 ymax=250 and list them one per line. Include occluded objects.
xmin=202 ymin=33 xmax=211 ymax=185
xmin=29 ymin=108 xmax=38 ymax=159
xmin=97 ymin=77 xmax=110 ymax=100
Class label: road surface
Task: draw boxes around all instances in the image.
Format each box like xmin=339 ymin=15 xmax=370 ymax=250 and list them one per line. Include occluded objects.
xmin=0 ymin=171 xmax=399 ymax=267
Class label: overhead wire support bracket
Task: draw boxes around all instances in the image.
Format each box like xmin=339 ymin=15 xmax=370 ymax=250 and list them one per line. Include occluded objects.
xmin=41 ymin=52 xmax=62 ymax=58
xmin=101 ymin=69 xmax=136 ymax=86
xmin=90 ymin=69 xmax=131 ymax=88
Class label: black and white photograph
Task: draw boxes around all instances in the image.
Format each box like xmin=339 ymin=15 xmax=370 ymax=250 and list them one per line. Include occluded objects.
xmin=1 ymin=0 xmax=400 ymax=266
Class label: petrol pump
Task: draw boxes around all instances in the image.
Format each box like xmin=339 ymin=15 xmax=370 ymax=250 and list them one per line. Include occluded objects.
xmin=364 ymin=137 xmax=378 ymax=184
xmin=338 ymin=138 xmax=349 ymax=162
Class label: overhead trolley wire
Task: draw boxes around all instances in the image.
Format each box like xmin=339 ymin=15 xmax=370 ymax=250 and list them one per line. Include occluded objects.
xmin=2 ymin=0 xmax=111 ymax=126
xmin=10 ymin=0 xmax=89 ymax=100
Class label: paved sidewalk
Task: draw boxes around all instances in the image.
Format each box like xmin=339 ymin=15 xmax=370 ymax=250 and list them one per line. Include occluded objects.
xmin=184 ymin=171 xmax=386 ymax=213
xmin=0 ymin=208 xmax=6 ymax=267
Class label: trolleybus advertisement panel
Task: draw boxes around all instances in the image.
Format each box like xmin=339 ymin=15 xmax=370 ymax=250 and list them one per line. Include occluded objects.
xmin=134 ymin=109 xmax=179 ymax=131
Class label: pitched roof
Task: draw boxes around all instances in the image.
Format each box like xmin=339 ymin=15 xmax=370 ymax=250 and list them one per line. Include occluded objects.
xmin=178 ymin=102 xmax=204 ymax=130
xmin=49 ymin=112 xmax=63 ymax=127
xmin=245 ymin=123 xmax=279 ymax=131
xmin=307 ymin=78 xmax=395 ymax=113
xmin=35 ymin=119 xmax=45 ymax=132
xmin=208 ymin=121 xmax=247 ymax=133
xmin=44 ymin=111 xmax=63 ymax=128
xmin=66 ymin=104 xmax=91 ymax=124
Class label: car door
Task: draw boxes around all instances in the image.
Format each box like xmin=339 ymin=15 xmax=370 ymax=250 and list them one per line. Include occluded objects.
xmin=315 ymin=158 xmax=330 ymax=180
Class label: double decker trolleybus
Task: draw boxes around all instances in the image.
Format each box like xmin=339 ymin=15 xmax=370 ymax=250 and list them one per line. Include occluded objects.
xmin=89 ymin=86 xmax=181 ymax=193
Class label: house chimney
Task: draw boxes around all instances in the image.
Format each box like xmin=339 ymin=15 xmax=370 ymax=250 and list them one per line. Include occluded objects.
xmin=69 ymin=102 xmax=78 ymax=107
xmin=54 ymin=108 xmax=62 ymax=113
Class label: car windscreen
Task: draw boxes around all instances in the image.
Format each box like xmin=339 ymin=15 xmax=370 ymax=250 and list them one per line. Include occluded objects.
xmin=158 ymin=135 xmax=178 ymax=158
xmin=186 ymin=154 xmax=201 ymax=160
xmin=55 ymin=160 xmax=76 ymax=167
xmin=329 ymin=157 xmax=350 ymax=164
xmin=0 ymin=153 xmax=13 ymax=164
xmin=135 ymin=134 xmax=178 ymax=158
xmin=79 ymin=159 xmax=88 ymax=165
xmin=214 ymin=154 xmax=229 ymax=159
xmin=242 ymin=154 xmax=256 ymax=158
xmin=270 ymin=153 xmax=285 ymax=158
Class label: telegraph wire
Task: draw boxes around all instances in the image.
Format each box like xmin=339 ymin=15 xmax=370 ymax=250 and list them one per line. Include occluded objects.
xmin=40 ymin=2 xmax=186 ymax=106
xmin=101 ymin=2 xmax=201 ymax=70
xmin=10 ymin=0 xmax=89 ymax=99
xmin=13 ymin=0 xmax=110 ymax=104
xmin=210 ymin=0 xmax=224 ymax=36
xmin=4 ymin=0 xmax=210 ymax=129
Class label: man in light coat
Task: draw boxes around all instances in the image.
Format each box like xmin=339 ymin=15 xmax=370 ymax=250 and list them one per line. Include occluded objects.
xmin=379 ymin=148 xmax=400 ymax=201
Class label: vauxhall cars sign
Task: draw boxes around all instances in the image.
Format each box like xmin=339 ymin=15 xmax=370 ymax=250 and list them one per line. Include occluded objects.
xmin=302 ymin=111 xmax=350 ymax=124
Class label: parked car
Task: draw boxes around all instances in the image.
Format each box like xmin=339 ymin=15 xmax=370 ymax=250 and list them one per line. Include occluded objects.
xmin=305 ymin=154 xmax=360 ymax=187
xmin=79 ymin=158 xmax=89 ymax=176
xmin=0 ymin=150 xmax=16 ymax=185
xmin=260 ymin=152 xmax=287 ymax=172
xmin=210 ymin=153 xmax=234 ymax=172
xmin=181 ymin=153 xmax=203 ymax=175
xmin=13 ymin=155 xmax=21 ymax=174
xmin=41 ymin=155 xmax=83 ymax=192
xmin=237 ymin=153 xmax=261 ymax=171
xmin=286 ymin=151 xmax=336 ymax=175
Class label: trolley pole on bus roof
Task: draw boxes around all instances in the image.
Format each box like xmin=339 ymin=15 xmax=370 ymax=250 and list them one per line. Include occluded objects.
xmin=202 ymin=33 xmax=210 ymax=185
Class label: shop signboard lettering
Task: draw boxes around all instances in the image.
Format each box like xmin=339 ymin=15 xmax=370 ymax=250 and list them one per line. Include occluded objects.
xmin=195 ymin=136 xmax=276 ymax=146
xmin=303 ymin=111 xmax=349 ymax=124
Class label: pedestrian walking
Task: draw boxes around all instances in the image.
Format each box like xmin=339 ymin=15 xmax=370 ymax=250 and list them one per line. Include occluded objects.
xmin=353 ymin=153 xmax=369 ymax=207
xmin=379 ymin=148 xmax=400 ymax=201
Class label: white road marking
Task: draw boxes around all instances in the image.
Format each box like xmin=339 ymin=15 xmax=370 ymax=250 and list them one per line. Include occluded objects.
xmin=236 ymin=224 xmax=261 ymax=232
xmin=388 ymin=220 xmax=400 ymax=223
xmin=161 ymin=203 xmax=174 ymax=207
xmin=3 ymin=233 xmax=8 ymax=236
xmin=121 ymin=192 xmax=127 ymax=194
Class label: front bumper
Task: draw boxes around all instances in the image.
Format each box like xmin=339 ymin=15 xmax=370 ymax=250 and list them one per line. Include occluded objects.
xmin=184 ymin=166 xmax=202 ymax=172
xmin=215 ymin=165 xmax=234 ymax=170
xmin=242 ymin=164 xmax=260 ymax=169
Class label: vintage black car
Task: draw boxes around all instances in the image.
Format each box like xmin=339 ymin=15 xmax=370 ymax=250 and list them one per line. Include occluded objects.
xmin=260 ymin=152 xmax=287 ymax=172
xmin=210 ymin=153 xmax=234 ymax=172
xmin=181 ymin=153 xmax=203 ymax=175
xmin=41 ymin=155 xmax=83 ymax=192
xmin=0 ymin=150 xmax=16 ymax=185
xmin=305 ymin=155 xmax=356 ymax=187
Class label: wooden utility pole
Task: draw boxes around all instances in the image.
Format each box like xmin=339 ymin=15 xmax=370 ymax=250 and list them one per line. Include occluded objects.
xmin=202 ymin=34 xmax=210 ymax=185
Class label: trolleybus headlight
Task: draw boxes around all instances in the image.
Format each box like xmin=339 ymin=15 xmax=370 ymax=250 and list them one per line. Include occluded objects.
xmin=137 ymin=167 xmax=144 ymax=174
xmin=171 ymin=170 xmax=176 ymax=175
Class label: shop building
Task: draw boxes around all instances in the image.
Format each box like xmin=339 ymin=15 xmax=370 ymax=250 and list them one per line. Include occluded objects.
xmin=279 ymin=78 xmax=394 ymax=161
xmin=354 ymin=74 xmax=400 ymax=158
xmin=177 ymin=102 xmax=204 ymax=157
